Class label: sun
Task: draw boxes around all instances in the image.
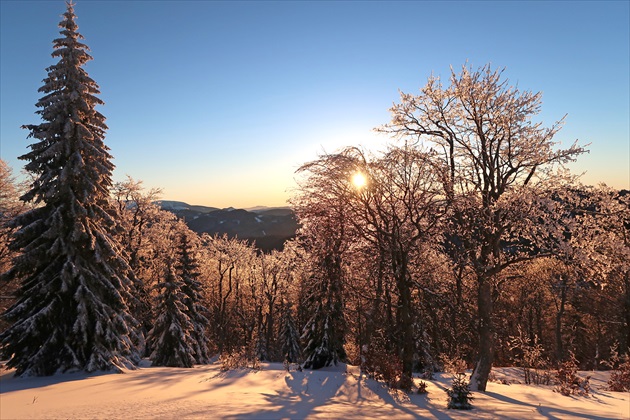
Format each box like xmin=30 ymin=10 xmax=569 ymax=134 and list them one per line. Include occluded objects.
xmin=351 ymin=172 xmax=367 ymax=189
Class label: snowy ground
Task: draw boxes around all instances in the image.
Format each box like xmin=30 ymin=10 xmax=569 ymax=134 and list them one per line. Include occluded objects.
xmin=1 ymin=361 xmax=628 ymax=419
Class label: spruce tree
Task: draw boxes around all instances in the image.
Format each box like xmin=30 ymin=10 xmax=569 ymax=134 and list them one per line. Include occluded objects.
xmin=175 ymin=229 xmax=210 ymax=364
xmin=301 ymin=255 xmax=346 ymax=370
xmin=0 ymin=1 xmax=139 ymax=376
xmin=280 ymin=302 xmax=301 ymax=364
xmin=147 ymin=261 xmax=195 ymax=368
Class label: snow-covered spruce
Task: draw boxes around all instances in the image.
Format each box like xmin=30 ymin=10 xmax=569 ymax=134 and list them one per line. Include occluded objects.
xmin=147 ymin=260 xmax=196 ymax=368
xmin=446 ymin=373 xmax=474 ymax=409
xmin=175 ymin=228 xmax=211 ymax=364
xmin=300 ymin=252 xmax=346 ymax=370
xmin=280 ymin=302 xmax=301 ymax=364
xmin=0 ymin=1 xmax=139 ymax=376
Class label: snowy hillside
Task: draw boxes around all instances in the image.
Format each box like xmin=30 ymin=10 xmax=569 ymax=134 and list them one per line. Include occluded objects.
xmin=1 ymin=363 xmax=627 ymax=419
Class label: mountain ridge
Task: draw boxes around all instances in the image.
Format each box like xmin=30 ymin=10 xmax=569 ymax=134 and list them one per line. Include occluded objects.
xmin=157 ymin=200 xmax=298 ymax=252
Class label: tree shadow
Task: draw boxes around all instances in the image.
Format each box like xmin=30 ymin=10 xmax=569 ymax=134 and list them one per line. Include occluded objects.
xmin=220 ymin=366 xmax=454 ymax=419
xmin=484 ymin=391 xmax=619 ymax=420
xmin=232 ymin=368 xmax=347 ymax=419
xmin=0 ymin=369 xmax=112 ymax=393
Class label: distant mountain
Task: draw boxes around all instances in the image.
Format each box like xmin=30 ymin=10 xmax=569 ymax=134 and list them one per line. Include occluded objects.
xmin=157 ymin=201 xmax=298 ymax=252
xmin=158 ymin=200 xmax=219 ymax=214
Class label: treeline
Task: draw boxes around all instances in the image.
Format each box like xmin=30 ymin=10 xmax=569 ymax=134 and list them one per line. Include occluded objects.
xmin=1 ymin=156 xmax=628 ymax=383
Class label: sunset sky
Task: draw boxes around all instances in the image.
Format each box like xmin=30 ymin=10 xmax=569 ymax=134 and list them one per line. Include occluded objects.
xmin=1 ymin=0 xmax=628 ymax=208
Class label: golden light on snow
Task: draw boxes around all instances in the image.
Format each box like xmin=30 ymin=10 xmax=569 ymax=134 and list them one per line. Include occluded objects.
xmin=351 ymin=172 xmax=367 ymax=189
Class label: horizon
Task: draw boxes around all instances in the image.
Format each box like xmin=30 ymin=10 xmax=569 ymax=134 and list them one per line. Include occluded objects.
xmin=1 ymin=1 xmax=628 ymax=208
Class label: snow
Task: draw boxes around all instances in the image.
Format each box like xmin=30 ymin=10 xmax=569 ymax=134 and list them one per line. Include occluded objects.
xmin=157 ymin=201 xmax=190 ymax=211
xmin=1 ymin=363 xmax=627 ymax=419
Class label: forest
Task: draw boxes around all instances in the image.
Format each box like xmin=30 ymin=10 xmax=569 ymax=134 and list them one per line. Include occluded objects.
xmin=0 ymin=1 xmax=629 ymax=404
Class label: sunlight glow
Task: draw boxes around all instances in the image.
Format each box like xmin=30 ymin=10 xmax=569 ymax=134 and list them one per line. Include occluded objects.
xmin=352 ymin=172 xmax=367 ymax=189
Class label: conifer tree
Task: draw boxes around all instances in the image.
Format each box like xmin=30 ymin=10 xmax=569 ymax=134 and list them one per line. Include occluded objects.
xmin=175 ymin=228 xmax=210 ymax=364
xmin=0 ymin=1 xmax=139 ymax=376
xmin=147 ymin=261 xmax=195 ymax=368
xmin=301 ymin=255 xmax=346 ymax=369
xmin=280 ymin=302 xmax=301 ymax=363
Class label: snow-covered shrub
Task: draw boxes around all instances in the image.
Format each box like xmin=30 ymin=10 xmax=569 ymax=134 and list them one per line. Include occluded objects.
xmin=607 ymin=358 xmax=630 ymax=392
xmin=554 ymin=353 xmax=590 ymax=396
xmin=439 ymin=354 xmax=467 ymax=374
xmin=446 ymin=373 xmax=473 ymax=409
xmin=604 ymin=344 xmax=630 ymax=392
xmin=220 ymin=347 xmax=261 ymax=371
xmin=509 ymin=328 xmax=551 ymax=385
xmin=488 ymin=371 xmax=511 ymax=385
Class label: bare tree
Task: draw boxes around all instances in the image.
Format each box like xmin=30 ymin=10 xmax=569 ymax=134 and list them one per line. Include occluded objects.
xmin=293 ymin=144 xmax=447 ymax=385
xmin=344 ymin=145 xmax=446 ymax=384
xmin=0 ymin=160 xmax=25 ymax=327
xmin=380 ymin=64 xmax=585 ymax=390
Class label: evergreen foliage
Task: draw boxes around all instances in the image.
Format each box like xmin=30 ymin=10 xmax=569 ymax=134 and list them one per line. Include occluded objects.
xmin=147 ymin=261 xmax=195 ymax=368
xmin=0 ymin=1 xmax=139 ymax=376
xmin=301 ymin=255 xmax=346 ymax=369
xmin=175 ymin=229 xmax=210 ymax=364
xmin=446 ymin=373 xmax=474 ymax=409
xmin=280 ymin=302 xmax=301 ymax=363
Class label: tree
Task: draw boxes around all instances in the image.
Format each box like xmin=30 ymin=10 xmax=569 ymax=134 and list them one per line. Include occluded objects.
xmin=174 ymin=224 xmax=211 ymax=364
xmin=111 ymin=176 xmax=164 ymax=348
xmin=0 ymin=2 xmax=139 ymax=376
xmin=300 ymin=256 xmax=347 ymax=370
xmin=351 ymin=146 xmax=446 ymax=382
xmin=0 ymin=160 xmax=25 ymax=328
xmin=293 ymin=163 xmax=351 ymax=369
xmin=280 ymin=301 xmax=302 ymax=363
xmin=381 ymin=64 xmax=585 ymax=390
xmin=302 ymin=146 xmax=447 ymax=382
xmin=202 ymin=233 xmax=258 ymax=354
xmin=147 ymin=259 xmax=195 ymax=368
xmin=567 ymin=186 xmax=630 ymax=361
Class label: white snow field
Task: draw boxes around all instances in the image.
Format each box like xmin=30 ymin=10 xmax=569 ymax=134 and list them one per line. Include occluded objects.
xmin=1 ymin=362 xmax=628 ymax=419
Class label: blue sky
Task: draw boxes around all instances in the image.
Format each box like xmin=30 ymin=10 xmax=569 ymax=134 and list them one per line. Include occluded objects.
xmin=1 ymin=0 xmax=628 ymax=208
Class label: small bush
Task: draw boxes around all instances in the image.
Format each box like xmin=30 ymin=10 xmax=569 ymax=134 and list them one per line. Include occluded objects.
xmin=439 ymin=354 xmax=467 ymax=374
xmin=220 ymin=347 xmax=261 ymax=371
xmin=554 ymin=353 xmax=590 ymax=396
xmin=420 ymin=370 xmax=434 ymax=380
xmin=446 ymin=373 xmax=473 ymax=409
xmin=396 ymin=373 xmax=415 ymax=392
xmin=603 ymin=342 xmax=630 ymax=392
xmin=509 ymin=327 xmax=552 ymax=385
xmin=283 ymin=358 xmax=302 ymax=373
xmin=417 ymin=380 xmax=428 ymax=394
xmin=608 ymin=360 xmax=630 ymax=392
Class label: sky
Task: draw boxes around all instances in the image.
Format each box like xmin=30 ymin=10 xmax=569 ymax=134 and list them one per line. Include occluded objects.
xmin=1 ymin=0 xmax=628 ymax=208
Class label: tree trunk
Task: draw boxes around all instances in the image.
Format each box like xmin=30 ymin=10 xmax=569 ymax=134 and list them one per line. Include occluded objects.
xmin=399 ymin=278 xmax=414 ymax=383
xmin=555 ymin=275 xmax=567 ymax=362
xmin=470 ymin=278 xmax=494 ymax=391
xmin=393 ymin=248 xmax=414 ymax=385
xmin=624 ymin=270 xmax=630 ymax=354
